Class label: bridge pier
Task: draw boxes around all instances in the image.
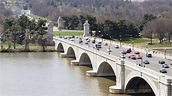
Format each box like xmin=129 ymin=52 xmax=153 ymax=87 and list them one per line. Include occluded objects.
xmin=86 ymin=70 xmax=97 ymax=77
xmin=109 ymin=86 xmax=124 ymax=94
xmin=71 ymin=60 xmax=79 ymax=65
xmin=109 ymin=60 xmax=125 ymax=94
xmin=60 ymin=53 xmax=67 ymax=58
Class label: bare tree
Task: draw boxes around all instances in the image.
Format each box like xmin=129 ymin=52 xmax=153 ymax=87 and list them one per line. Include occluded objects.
xmin=142 ymin=21 xmax=155 ymax=44
xmin=153 ymin=18 xmax=166 ymax=43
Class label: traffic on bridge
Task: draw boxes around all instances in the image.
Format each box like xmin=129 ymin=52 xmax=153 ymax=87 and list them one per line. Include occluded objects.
xmin=58 ymin=36 xmax=172 ymax=77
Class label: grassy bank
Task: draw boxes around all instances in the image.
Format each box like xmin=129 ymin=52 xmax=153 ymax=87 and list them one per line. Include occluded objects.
xmin=53 ymin=30 xmax=83 ymax=36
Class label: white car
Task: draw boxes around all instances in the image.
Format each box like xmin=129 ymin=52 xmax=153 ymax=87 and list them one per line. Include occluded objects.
xmin=120 ymin=54 xmax=125 ymax=58
xmin=107 ymin=48 xmax=112 ymax=52
xmin=115 ymin=45 xmax=119 ymax=48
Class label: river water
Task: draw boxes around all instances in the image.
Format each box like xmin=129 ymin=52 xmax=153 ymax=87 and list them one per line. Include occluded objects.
xmin=0 ymin=52 xmax=149 ymax=96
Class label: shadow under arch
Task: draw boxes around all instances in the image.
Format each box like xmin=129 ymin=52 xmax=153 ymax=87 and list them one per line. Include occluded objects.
xmin=97 ymin=62 xmax=116 ymax=80
xmin=79 ymin=53 xmax=92 ymax=68
xmin=57 ymin=43 xmax=64 ymax=52
xmin=125 ymin=77 xmax=155 ymax=96
xmin=66 ymin=47 xmax=76 ymax=59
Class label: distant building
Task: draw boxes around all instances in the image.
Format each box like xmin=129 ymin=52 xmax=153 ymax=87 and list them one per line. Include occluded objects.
xmin=20 ymin=9 xmax=31 ymax=15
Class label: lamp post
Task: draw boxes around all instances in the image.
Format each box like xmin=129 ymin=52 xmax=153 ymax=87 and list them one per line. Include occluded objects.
xmin=132 ymin=41 xmax=134 ymax=50
xmin=164 ymin=48 xmax=167 ymax=59
xmin=146 ymin=44 xmax=148 ymax=55
xmin=119 ymin=35 xmax=122 ymax=47
xmin=108 ymin=46 xmax=111 ymax=55
xmin=101 ymin=35 xmax=103 ymax=43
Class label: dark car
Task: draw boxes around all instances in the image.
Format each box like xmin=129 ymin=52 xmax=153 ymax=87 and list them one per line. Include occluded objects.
xmin=160 ymin=68 xmax=167 ymax=73
xmin=131 ymin=56 xmax=136 ymax=60
xmin=144 ymin=60 xmax=149 ymax=64
xmin=92 ymin=40 xmax=96 ymax=43
xmin=121 ymin=51 xmax=126 ymax=54
xmin=162 ymin=64 xmax=169 ymax=68
xmin=79 ymin=40 xmax=83 ymax=43
xmin=146 ymin=54 xmax=152 ymax=58
xmin=159 ymin=60 xmax=165 ymax=64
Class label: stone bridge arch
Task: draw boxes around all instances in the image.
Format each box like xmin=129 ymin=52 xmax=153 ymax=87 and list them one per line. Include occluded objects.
xmin=66 ymin=47 xmax=76 ymax=58
xmin=97 ymin=61 xmax=116 ymax=77
xmin=125 ymin=73 xmax=157 ymax=96
xmin=79 ymin=52 xmax=92 ymax=67
xmin=57 ymin=42 xmax=64 ymax=52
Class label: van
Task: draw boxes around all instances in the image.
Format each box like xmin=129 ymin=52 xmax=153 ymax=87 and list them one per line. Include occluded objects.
xmin=97 ymin=42 xmax=102 ymax=48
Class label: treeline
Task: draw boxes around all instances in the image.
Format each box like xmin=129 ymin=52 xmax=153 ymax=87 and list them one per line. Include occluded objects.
xmin=61 ymin=14 xmax=172 ymax=44
xmin=61 ymin=15 xmax=139 ymax=40
xmin=1 ymin=15 xmax=51 ymax=52
xmin=23 ymin=0 xmax=172 ymax=24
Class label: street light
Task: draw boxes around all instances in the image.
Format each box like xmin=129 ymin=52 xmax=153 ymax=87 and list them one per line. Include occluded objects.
xmin=132 ymin=41 xmax=134 ymax=50
xmin=164 ymin=48 xmax=167 ymax=59
xmin=108 ymin=46 xmax=111 ymax=55
xmin=101 ymin=35 xmax=103 ymax=43
xmin=119 ymin=35 xmax=122 ymax=47
xmin=146 ymin=44 xmax=148 ymax=55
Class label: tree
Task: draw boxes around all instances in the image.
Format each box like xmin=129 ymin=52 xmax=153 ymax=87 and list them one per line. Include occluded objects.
xmin=165 ymin=19 xmax=172 ymax=42
xmin=36 ymin=19 xmax=48 ymax=52
xmin=153 ymin=18 xmax=166 ymax=43
xmin=142 ymin=21 xmax=155 ymax=44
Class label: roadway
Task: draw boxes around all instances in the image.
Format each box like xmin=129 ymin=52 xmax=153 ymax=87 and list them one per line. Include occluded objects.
xmin=58 ymin=36 xmax=172 ymax=77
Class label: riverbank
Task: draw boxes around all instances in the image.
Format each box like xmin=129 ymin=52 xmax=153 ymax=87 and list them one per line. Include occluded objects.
xmin=0 ymin=46 xmax=56 ymax=53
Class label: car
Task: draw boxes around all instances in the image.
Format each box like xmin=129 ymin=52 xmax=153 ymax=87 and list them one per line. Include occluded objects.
xmin=128 ymin=55 xmax=135 ymax=58
xmin=87 ymin=39 xmax=90 ymax=42
xmin=159 ymin=60 xmax=165 ymax=64
xmin=146 ymin=54 xmax=152 ymax=58
xmin=85 ymin=41 xmax=89 ymax=44
xmin=131 ymin=56 xmax=136 ymax=60
xmin=115 ymin=45 xmax=119 ymax=48
xmin=79 ymin=40 xmax=83 ymax=43
xmin=97 ymin=42 xmax=102 ymax=48
xmin=160 ymin=68 xmax=167 ymax=73
xmin=64 ymin=37 xmax=67 ymax=39
xmin=136 ymin=55 xmax=142 ymax=59
xmin=143 ymin=60 xmax=149 ymax=64
xmin=121 ymin=51 xmax=126 ymax=54
xmin=85 ymin=38 xmax=89 ymax=40
xmin=98 ymin=42 xmax=102 ymax=44
xmin=126 ymin=48 xmax=131 ymax=53
xmin=70 ymin=38 xmax=74 ymax=41
xmin=120 ymin=54 xmax=125 ymax=58
xmin=107 ymin=48 xmax=112 ymax=52
xmin=162 ymin=64 xmax=169 ymax=68
xmin=92 ymin=40 xmax=96 ymax=43
xmin=134 ymin=51 xmax=140 ymax=54
xmin=126 ymin=50 xmax=131 ymax=53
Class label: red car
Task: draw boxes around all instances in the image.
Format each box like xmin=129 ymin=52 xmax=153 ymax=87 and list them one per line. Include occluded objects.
xmin=126 ymin=49 xmax=131 ymax=53
xmin=128 ymin=55 xmax=135 ymax=58
xmin=134 ymin=51 xmax=140 ymax=54
xmin=137 ymin=55 xmax=142 ymax=59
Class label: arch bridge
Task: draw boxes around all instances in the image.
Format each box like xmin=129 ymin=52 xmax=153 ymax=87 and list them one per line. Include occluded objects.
xmin=54 ymin=37 xmax=172 ymax=96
